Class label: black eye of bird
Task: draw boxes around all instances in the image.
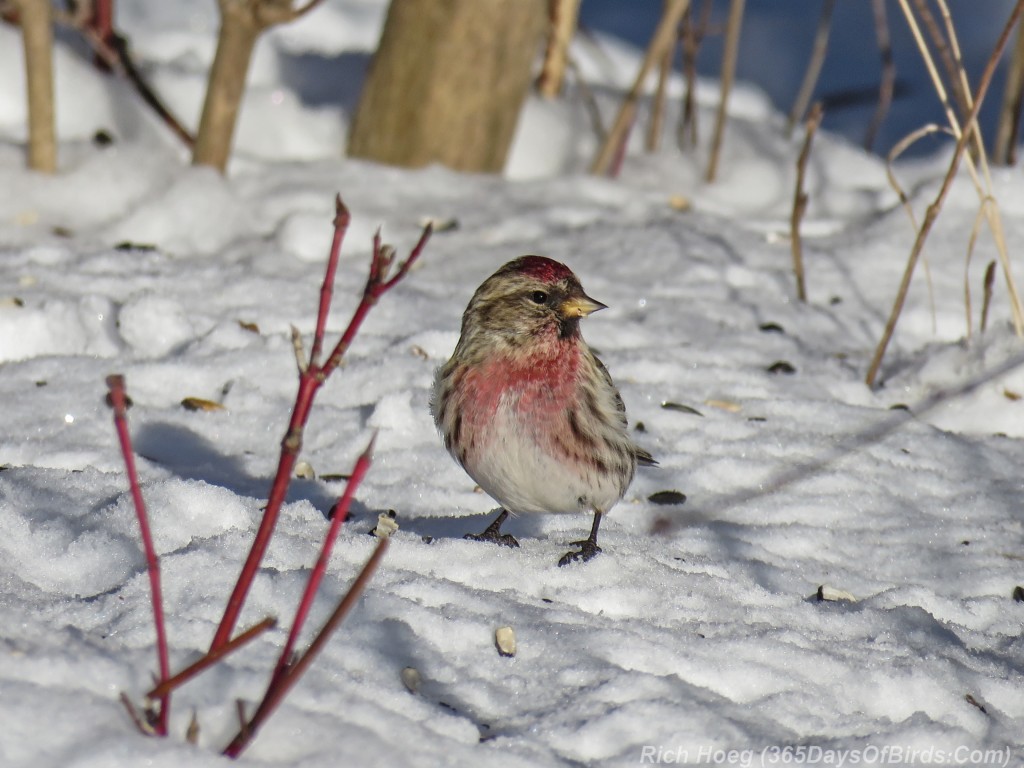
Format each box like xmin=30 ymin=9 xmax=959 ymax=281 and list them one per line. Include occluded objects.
xmin=530 ymin=290 xmax=548 ymax=304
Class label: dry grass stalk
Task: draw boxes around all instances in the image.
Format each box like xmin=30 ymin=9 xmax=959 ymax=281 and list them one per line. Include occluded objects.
xmin=590 ymin=0 xmax=691 ymax=176
xmin=645 ymin=3 xmax=679 ymax=153
xmin=982 ymin=260 xmax=997 ymax=332
xmin=994 ymin=13 xmax=1024 ymax=164
xmin=886 ymin=123 xmax=953 ymax=330
xmin=909 ymin=0 xmax=972 ymax=125
xmin=962 ymin=200 xmax=995 ymax=337
xmin=677 ymin=0 xmax=712 ymax=150
xmin=705 ymin=0 xmax=745 ymax=182
xmin=538 ymin=0 xmax=581 ymax=98
xmin=866 ymin=0 xmax=1024 ymax=387
xmin=901 ymin=0 xmax=1024 ymax=333
xmin=786 ymin=0 xmax=835 ymax=134
xmin=865 ymin=0 xmax=895 ymax=151
xmin=885 ymin=124 xmax=952 ymax=229
xmin=790 ymin=102 xmax=824 ymax=303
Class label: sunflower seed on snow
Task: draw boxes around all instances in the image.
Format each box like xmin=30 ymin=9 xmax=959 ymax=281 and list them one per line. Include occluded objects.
xmin=495 ymin=626 xmax=516 ymax=657
xmin=816 ymin=585 xmax=856 ymax=603
xmin=372 ymin=511 xmax=400 ymax=539
xmin=294 ymin=460 xmax=315 ymax=479
xmin=400 ymin=666 xmax=422 ymax=694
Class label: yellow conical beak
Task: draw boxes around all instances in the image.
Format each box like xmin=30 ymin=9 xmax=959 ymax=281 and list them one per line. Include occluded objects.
xmin=560 ymin=293 xmax=607 ymax=318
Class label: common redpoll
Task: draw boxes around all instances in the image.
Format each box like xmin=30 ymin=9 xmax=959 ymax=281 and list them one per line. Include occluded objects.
xmin=431 ymin=256 xmax=655 ymax=566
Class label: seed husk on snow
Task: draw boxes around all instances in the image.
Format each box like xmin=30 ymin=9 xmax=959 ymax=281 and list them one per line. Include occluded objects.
xmin=816 ymin=585 xmax=856 ymax=603
xmin=766 ymin=361 xmax=796 ymax=375
xmin=661 ymin=401 xmax=703 ymax=416
xmin=400 ymin=666 xmax=422 ymax=694
xmin=181 ymin=397 xmax=225 ymax=412
xmin=495 ymin=626 xmax=516 ymax=657
xmin=648 ymin=490 xmax=687 ymax=506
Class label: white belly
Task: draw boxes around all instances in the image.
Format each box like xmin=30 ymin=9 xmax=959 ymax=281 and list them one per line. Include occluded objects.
xmin=463 ymin=396 xmax=623 ymax=516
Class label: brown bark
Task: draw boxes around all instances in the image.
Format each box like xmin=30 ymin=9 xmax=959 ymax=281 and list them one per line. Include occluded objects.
xmin=192 ymin=4 xmax=260 ymax=172
xmin=192 ymin=0 xmax=323 ymax=172
xmin=347 ymin=0 xmax=546 ymax=174
xmin=17 ymin=0 xmax=56 ymax=173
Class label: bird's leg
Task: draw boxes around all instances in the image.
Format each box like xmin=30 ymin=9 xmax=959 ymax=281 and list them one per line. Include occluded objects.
xmin=558 ymin=511 xmax=603 ymax=567
xmin=463 ymin=508 xmax=520 ymax=548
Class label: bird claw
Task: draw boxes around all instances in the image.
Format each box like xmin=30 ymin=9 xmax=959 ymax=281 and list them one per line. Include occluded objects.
xmin=557 ymin=540 xmax=602 ymax=567
xmin=463 ymin=509 xmax=519 ymax=548
xmin=463 ymin=530 xmax=520 ymax=548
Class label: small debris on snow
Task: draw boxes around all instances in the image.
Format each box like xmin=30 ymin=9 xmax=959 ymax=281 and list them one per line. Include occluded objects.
xmin=181 ymin=397 xmax=225 ymax=412
xmin=371 ymin=510 xmax=400 ymax=539
xmin=495 ymin=626 xmax=516 ymax=657
xmin=661 ymin=401 xmax=703 ymax=416
xmin=648 ymin=490 xmax=687 ymax=506
xmin=400 ymin=666 xmax=422 ymax=694
xmin=817 ymin=585 xmax=857 ymax=603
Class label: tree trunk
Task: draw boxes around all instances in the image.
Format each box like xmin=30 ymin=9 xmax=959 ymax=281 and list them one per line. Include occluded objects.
xmin=17 ymin=0 xmax=57 ymax=173
xmin=348 ymin=0 xmax=546 ymax=174
xmin=192 ymin=6 xmax=260 ymax=172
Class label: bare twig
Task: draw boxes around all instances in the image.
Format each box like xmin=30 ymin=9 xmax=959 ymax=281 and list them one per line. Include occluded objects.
xmin=146 ymin=617 xmax=277 ymax=701
xmin=109 ymin=34 xmax=195 ymax=148
xmin=538 ymin=0 xmax=581 ymax=98
xmin=786 ymin=0 xmax=835 ymax=133
xmin=865 ymin=0 xmax=895 ymax=151
xmin=791 ymin=102 xmax=823 ymax=303
xmin=222 ymin=537 xmax=390 ymax=758
xmin=56 ymin=13 xmax=195 ymax=148
xmin=706 ymin=0 xmax=745 ymax=182
xmin=866 ymin=0 xmax=1024 ymax=387
xmin=269 ymin=435 xmax=377 ymax=687
xmin=209 ymin=199 xmax=430 ymax=652
xmin=107 ymin=375 xmax=171 ymax=736
xmin=590 ymin=0 xmax=691 ymax=176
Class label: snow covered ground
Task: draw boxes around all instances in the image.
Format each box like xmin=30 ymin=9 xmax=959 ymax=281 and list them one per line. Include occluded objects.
xmin=2 ymin=2 xmax=1024 ymax=766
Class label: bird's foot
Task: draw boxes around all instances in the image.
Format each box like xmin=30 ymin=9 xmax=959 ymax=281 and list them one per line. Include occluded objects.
xmin=557 ymin=539 xmax=602 ymax=567
xmin=463 ymin=509 xmax=520 ymax=548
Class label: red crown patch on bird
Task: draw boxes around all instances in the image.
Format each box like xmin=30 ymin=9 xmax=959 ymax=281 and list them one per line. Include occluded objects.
xmin=502 ymin=255 xmax=576 ymax=284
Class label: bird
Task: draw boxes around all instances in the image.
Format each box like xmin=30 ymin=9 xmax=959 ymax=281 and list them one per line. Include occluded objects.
xmin=431 ymin=255 xmax=655 ymax=566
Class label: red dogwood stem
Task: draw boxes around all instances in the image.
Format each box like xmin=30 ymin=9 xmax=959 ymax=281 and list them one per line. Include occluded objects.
xmin=209 ymin=201 xmax=431 ymax=652
xmin=106 ymin=374 xmax=171 ymax=736
xmin=270 ymin=434 xmax=377 ymax=686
